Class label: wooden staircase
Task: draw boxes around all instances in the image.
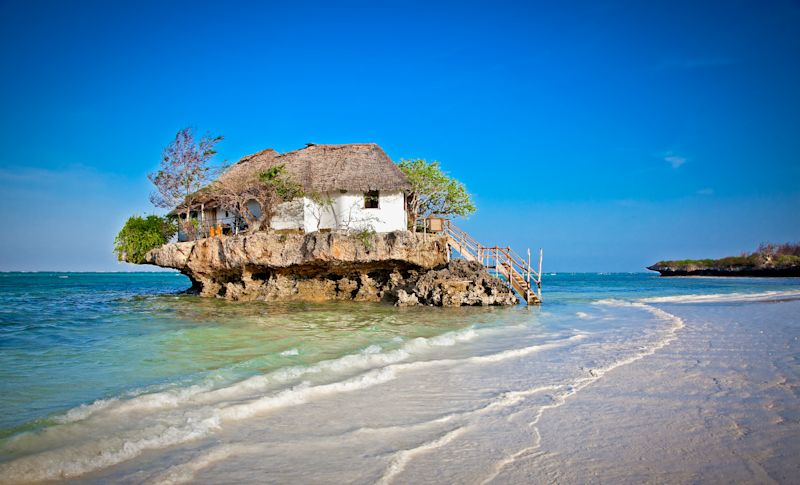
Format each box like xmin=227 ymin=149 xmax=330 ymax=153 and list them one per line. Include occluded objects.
xmin=434 ymin=219 xmax=542 ymax=304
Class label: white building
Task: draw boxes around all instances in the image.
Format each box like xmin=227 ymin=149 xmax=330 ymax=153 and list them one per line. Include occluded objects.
xmin=182 ymin=143 xmax=410 ymax=239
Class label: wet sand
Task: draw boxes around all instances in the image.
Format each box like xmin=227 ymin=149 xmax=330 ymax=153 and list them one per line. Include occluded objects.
xmin=498 ymin=299 xmax=800 ymax=483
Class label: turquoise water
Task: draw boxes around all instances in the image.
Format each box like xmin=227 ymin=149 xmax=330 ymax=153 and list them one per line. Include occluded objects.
xmin=1 ymin=271 xmax=797 ymax=435
xmin=0 ymin=273 xmax=500 ymax=435
xmin=0 ymin=271 xmax=798 ymax=482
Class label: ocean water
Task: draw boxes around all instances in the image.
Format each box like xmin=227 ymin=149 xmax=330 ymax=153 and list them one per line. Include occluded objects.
xmin=0 ymin=272 xmax=798 ymax=483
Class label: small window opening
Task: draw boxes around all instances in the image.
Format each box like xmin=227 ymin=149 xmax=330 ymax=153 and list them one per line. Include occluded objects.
xmin=364 ymin=190 xmax=379 ymax=209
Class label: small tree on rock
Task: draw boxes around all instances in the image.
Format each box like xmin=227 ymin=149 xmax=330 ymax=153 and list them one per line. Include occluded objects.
xmin=398 ymin=158 xmax=476 ymax=228
xmin=148 ymin=127 xmax=223 ymax=224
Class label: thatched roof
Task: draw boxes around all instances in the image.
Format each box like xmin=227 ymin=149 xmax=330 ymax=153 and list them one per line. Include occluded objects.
xmin=215 ymin=148 xmax=280 ymax=187
xmin=219 ymin=143 xmax=410 ymax=193
xmin=171 ymin=143 xmax=409 ymax=213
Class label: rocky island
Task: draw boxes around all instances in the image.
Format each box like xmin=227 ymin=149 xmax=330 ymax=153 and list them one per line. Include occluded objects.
xmin=145 ymin=230 xmax=519 ymax=306
xmin=647 ymin=242 xmax=800 ymax=277
xmin=119 ymin=138 xmax=532 ymax=306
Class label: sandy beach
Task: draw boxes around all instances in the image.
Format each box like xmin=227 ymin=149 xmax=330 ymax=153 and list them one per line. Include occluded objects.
xmin=501 ymin=298 xmax=800 ymax=483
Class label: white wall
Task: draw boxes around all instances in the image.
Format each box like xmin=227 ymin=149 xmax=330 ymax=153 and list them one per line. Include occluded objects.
xmin=302 ymin=190 xmax=406 ymax=233
xmin=303 ymin=194 xmax=338 ymax=232
xmin=271 ymin=199 xmax=304 ymax=230
xmin=214 ymin=208 xmax=234 ymax=222
xmin=194 ymin=191 xmax=407 ymax=235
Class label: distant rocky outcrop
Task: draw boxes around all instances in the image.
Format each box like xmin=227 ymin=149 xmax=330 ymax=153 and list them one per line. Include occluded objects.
xmin=143 ymin=231 xmax=519 ymax=306
xmin=648 ymin=244 xmax=800 ymax=277
xmin=646 ymin=262 xmax=800 ymax=277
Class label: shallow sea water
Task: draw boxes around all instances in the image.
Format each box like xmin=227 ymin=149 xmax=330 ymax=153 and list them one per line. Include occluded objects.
xmin=0 ymin=272 xmax=798 ymax=483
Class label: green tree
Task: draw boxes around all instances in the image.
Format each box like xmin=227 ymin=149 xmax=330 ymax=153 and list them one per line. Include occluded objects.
xmin=114 ymin=215 xmax=178 ymax=264
xmin=397 ymin=158 xmax=476 ymax=227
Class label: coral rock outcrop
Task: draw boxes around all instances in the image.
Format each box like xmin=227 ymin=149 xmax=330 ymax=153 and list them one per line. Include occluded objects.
xmin=143 ymin=231 xmax=518 ymax=306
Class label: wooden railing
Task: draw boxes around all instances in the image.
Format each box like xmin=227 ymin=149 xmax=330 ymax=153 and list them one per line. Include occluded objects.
xmin=432 ymin=219 xmax=542 ymax=304
xmin=177 ymin=216 xmax=247 ymax=241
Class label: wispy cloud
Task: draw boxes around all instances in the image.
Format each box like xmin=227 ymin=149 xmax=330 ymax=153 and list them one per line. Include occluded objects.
xmin=696 ymin=188 xmax=714 ymax=196
xmin=0 ymin=166 xmax=64 ymax=182
xmin=656 ymin=57 xmax=738 ymax=70
xmin=664 ymin=154 xmax=687 ymax=169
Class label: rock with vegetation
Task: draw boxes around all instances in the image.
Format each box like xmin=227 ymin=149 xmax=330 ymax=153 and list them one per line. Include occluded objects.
xmin=114 ymin=215 xmax=178 ymax=264
xmin=647 ymin=242 xmax=800 ymax=276
xmin=141 ymin=231 xmax=518 ymax=306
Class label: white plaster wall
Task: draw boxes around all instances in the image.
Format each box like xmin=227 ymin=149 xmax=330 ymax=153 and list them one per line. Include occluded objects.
xmin=271 ymin=199 xmax=304 ymax=230
xmin=303 ymin=194 xmax=338 ymax=232
xmin=214 ymin=208 xmax=235 ymax=222
xmin=302 ymin=190 xmax=406 ymax=233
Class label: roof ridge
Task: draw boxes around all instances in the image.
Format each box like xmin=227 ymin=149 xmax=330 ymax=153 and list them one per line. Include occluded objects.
xmin=274 ymin=143 xmax=378 ymax=159
xmin=237 ymin=147 xmax=279 ymax=163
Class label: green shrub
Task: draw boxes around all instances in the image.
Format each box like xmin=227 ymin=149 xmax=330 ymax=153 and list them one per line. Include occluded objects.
xmin=356 ymin=227 xmax=377 ymax=251
xmin=775 ymin=254 xmax=800 ymax=267
xmin=114 ymin=215 xmax=178 ymax=264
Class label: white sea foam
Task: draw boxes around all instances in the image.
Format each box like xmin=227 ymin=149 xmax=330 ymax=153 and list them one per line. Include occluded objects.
xmin=640 ymin=290 xmax=800 ymax=304
xmin=218 ymin=367 xmax=397 ymax=421
xmin=465 ymin=334 xmax=586 ymax=364
xmin=378 ymin=427 xmax=467 ymax=485
xmin=0 ymin=413 xmax=223 ymax=483
xmin=0 ymin=326 xmax=491 ymax=482
xmin=338 ymin=385 xmax=563 ymax=440
xmin=53 ymin=381 xmax=218 ymax=425
xmin=146 ymin=444 xmax=262 ymax=485
xmin=51 ymin=327 xmax=482 ymax=426
xmin=0 ymin=369 xmax=398 ymax=483
xmin=362 ymin=344 xmax=383 ymax=354
xmin=279 ymin=348 xmax=299 ymax=356
xmin=482 ymin=300 xmax=686 ymax=483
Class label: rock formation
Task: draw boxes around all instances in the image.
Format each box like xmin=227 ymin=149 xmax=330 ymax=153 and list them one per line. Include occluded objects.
xmin=395 ymin=260 xmax=518 ymax=306
xmin=143 ymin=231 xmax=519 ymax=306
xmin=647 ymin=262 xmax=800 ymax=277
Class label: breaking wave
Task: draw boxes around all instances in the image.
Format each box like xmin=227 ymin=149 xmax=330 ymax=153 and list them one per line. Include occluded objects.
xmin=640 ymin=290 xmax=800 ymax=304
xmin=0 ymin=324 xmax=579 ymax=483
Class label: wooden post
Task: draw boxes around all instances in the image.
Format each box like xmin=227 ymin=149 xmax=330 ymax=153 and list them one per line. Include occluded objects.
xmin=538 ymin=248 xmax=543 ymax=301
xmin=527 ymin=248 xmax=531 ymax=284
xmin=199 ymin=202 xmax=205 ymax=239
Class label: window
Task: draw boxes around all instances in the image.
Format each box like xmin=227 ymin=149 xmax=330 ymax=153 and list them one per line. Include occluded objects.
xmin=364 ymin=190 xmax=380 ymax=209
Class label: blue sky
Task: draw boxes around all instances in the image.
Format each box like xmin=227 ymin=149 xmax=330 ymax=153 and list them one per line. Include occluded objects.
xmin=1 ymin=0 xmax=798 ymax=271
